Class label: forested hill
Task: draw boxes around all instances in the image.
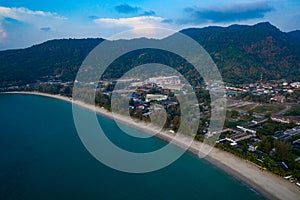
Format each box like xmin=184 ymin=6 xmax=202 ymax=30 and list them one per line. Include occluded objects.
xmin=1 ymin=22 xmax=300 ymax=87
xmin=181 ymin=22 xmax=300 ymax=83
xmin=0 ymin=38 xmax=103 ymax=87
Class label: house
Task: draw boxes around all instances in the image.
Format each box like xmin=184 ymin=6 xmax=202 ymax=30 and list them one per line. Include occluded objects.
xmin=270 ymin=94 xmax=286 ymax=103
xmin=248 ymin=141 xmax=260 ymax=152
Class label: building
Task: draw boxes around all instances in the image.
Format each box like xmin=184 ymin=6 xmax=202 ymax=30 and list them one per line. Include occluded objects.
xmin=271 ymin=115 xmax=300 ymax=125
xmin=252 ymin=117 xmax=268 ymax=125
xmin=148 ymin=76 xmax=181 ymax=85
xmin=145 ymin=94 xmax=168 ymax=102
xmin=248 ymin=142 xmax=259 ymax=152
xmin=270 ymin=94 xmax=286 ymax=103
xmin=217 ymin=132 xmax=253 ymax=146
xmin=228 ymin=132 xmax=253 ymax=142
xmin=236 ymin=125 xmax=257 ymax=134
xmin=291 ymin=82 xmax=300 ymax=88
xmin=273 ymin=126 xmax=300 ymax=140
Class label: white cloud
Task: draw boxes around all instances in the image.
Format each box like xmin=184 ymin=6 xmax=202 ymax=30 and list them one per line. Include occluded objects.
xmin=94 ymin=16 xmax=179 ymax=39
xmin=95 ymin=16 xmax=165 ymax=28
xmin=0 ymin=6 xmax=67 ymax=49
xmin=0 ymin=7 xmax=18 ymax=19
xmin=0 ymin=6 xmax=66 ymax=22
xmin=0 ymin=6 xmax=66 ymax=45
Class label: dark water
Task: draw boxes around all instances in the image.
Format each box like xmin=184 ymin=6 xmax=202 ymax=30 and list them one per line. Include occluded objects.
xmin=0 ymin=94 xmax=265 ymax=200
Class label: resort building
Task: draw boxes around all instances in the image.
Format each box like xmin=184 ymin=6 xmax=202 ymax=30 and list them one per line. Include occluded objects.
xmin=271 ymin=115 xmax=300 ymax=125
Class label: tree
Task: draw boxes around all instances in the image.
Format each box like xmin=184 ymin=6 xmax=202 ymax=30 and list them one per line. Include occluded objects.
xmin=171 ymin=116 xmax=181 ymax=131
xmin=274 ymin=140 xmax=292 ymax=160
xmin=231 ymin=110 xmax=239 ymax=118
xmin=60 ymin=86 xmax=72 ymax=97
xmin=247 ymin=109 xmax=253 ymax=116
xmin=134 ymin=109 xmax=143 ymax=120
xmin=258 ymin=136 xmax=272 ymax=154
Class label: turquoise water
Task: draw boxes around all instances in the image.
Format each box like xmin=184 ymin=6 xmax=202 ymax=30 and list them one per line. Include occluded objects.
xmin=0 ymin=94 xmax=265 ymax=200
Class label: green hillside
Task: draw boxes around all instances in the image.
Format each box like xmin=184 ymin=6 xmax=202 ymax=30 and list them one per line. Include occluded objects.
xmin=0 ymin=22 xmax=299 ymax=87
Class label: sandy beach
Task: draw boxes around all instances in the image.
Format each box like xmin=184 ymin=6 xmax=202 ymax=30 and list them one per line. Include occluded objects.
xmin=3 ymin=91 xmax=300 ymax=200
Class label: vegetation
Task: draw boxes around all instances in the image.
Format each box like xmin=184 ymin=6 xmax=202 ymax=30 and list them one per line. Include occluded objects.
xmin=284 ymin=106 xmax=300 ymax=116
xmin=1 ymin=22 xmax=300 ymax=88
xmin=251 ymin=105 xmax=285 ymax=115
xmin=182 ymin=22 xmax=300 ymax=84
xmin=256 ymin=120 xmax=296 ymax=136
xmin=0 ymin=38 xmax=103 ymax=87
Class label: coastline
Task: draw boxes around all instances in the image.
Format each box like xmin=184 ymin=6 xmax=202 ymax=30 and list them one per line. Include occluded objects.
xmin=2 ymin=91 xmax=300 ymax=200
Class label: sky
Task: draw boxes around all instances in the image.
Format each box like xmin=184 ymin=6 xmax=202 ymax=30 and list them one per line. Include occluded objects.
xmin=0 ymin=0 xmax=299 ymax=50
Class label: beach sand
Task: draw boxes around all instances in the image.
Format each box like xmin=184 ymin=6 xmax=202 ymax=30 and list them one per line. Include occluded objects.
xmin=3 ymin=91 xmax=300 ymax=200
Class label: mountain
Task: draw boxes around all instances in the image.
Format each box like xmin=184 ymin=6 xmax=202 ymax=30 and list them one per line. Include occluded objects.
xmin=0 ymin=38 xmax=103 ymax=87
xmin=181 ymin=22 xmax=300 ymax=83
xmin=0 ymin=22 xmax=299 ymax=87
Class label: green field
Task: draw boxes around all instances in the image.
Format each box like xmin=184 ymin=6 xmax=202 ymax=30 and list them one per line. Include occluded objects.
xmin=284 ymin=106 xmax=300 ymax=116
xmin=252 ymin=105 xmax=285 ymax=115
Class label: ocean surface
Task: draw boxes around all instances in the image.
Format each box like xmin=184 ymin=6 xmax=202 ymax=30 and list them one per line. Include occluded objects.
xmin=0 ymin=94 xmax=265 ymax=200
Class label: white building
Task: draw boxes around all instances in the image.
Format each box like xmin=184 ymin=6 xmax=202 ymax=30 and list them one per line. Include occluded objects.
xmin=148 ymin=76 xmax=181 ymax=86
xmin=146 ymin=94 xmax=168 ymax=102
xmin=291 ymin=82 xmax=300 ymax=88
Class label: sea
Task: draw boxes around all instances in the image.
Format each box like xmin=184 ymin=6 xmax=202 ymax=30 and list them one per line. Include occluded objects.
xmin=0 ymin=94 xmax=265 ymax=200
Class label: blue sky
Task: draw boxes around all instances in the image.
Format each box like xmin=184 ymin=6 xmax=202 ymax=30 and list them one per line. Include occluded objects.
xmin=0 ymin=0 xmax=299 ymax=50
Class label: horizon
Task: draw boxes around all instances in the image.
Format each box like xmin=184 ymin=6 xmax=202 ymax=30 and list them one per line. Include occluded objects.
xmin=0 ymin=21 xmax=299 ymax=51
xmin=0 ymin=0 xmax=299 ymax=50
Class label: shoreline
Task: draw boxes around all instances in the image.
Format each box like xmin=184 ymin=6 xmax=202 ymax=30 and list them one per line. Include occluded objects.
xmin=2 ymin=91 xmax=300 ymax=200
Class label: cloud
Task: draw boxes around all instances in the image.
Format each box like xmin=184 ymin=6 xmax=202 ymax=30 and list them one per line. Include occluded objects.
xmin=94 ymin=16 xmax=165 ymax=29
xmin=162 ymin=19 xmax=173 ymax=24
xmin=142 ymin=10 xmax=156 ymax=16
xmin=88 ymin=15 xmax=99 ymax=20
xmin=40 ymin=27 xmax=51 ymax=32
xmin=115 ymin=4 xmax=140 ymax=14
xmin=114 ymin=4 xmax=156 ymax=17
xmin=3 ymin=17 xmax=22 ymax=24
xmin=183 ymin=1 xmax=273 ymax=24
xmin=0 ymin=6 xmax=65 ymax=21
xmin=0 ymin=6 xmax=67 ymax=48
xmin=0 ymin=6 xmax=66 ymax=30
xmin=94 ymin=16 xmax=176 ymax=39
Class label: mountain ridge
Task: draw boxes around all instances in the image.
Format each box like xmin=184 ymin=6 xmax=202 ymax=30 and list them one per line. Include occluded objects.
xmin=0 ymin=22 xmax=299 ymax=87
